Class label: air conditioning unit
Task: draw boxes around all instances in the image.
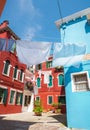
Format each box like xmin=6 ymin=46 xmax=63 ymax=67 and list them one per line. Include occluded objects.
xmin=86 ymin=14 xmax=90 ymax=25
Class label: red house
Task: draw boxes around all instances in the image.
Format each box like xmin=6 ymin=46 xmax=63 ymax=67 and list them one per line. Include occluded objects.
xmin=0 ymin=20 xmax=26 ymax=114
xmin=34 ymin=56 xmax=66 ymax=113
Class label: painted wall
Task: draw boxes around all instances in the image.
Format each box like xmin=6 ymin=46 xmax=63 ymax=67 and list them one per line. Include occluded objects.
xmin=64 ymin=60 xmax=90 ymax=129
xmin=60 ymin=16 xmax=90 ymax=53
xmin=34 ymin=59 xmax=66 ymax=113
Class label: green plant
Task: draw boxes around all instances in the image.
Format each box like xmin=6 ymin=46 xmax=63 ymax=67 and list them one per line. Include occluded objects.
xmin=33 ymin=100 xmax=43 ymax=116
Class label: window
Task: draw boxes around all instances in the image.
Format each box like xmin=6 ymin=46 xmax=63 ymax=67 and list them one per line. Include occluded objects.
xmin=58 ymin=74 xmax=64 ymax=86
xmin=46 ymin=61 xmax=52 ymax=68
xmin=58 ymin=96 xmax=66 ymax=104
xmin=24 ymin=95 xmax=31 ymax=106
xmin=3 ymin=60 xmax=11 ymax=76
xmin=0 ymin=87 xmax=8 ymax=104
xmin=36 ymin=96 xmax=40 ymax=101
xmin=71 ymin=71 xmax=90 ymax=92
xmin=48 ymin=75 xmax=53 ymax=87
xmin=47 ymin=96 xmax=53 ymax=105
xmin=13 ymin=66 xmax=18 ymax=79
xmin=16 ymin=92 xmax=23 ymax=105
xmin=36 ymin=64 xmax=42 ymax=70
xmin=36 ymin=77 xmax=41 ymax=88
xmin=20 ymin=69 xmax=24 ymax=82
xmin=9 ymin=90 xmax=16 ymax=104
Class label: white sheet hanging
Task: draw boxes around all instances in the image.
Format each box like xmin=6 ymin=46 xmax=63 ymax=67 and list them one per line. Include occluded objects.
xmin=16 ymin=40 xmax=52 ymax=65
xmin=52 ymin=43 xmax=86 ymax=67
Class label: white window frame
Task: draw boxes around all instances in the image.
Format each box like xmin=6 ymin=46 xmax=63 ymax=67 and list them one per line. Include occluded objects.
xmin=13 ymin=67 xmax=19 ymax=80
xmin=57 ymin=73 xmax=64 ymax=87
xmin=71 ymin=71 xmax=90 ymax=92
xmin=47 ymin=95 xmax=53 ymax=105
xmin=0 ymin=86 xmax=7 ymax=104
xmin=9 ymin=89 xmax=16 ymax=105
xmin=3 ymin=61 xmax=12 ymax=76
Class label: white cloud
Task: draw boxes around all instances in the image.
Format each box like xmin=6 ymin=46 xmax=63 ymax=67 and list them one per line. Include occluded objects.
xmin=22 ymin=25 xmax=42 ymax=41
xmin=19 ymin=0 xmax=40 ymax=16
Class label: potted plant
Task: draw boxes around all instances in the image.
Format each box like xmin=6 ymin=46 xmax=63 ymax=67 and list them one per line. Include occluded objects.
xmin=33 ymin=100 xmax=43 ymax=116
xmin=52 ymin=102 xmax=61 ymax=113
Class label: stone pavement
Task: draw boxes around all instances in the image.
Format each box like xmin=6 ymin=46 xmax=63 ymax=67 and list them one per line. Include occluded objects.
xmin=0 ymin=111 xmax=70 ymax=130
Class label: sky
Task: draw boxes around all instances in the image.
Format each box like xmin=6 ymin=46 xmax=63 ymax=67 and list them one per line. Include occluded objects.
xmin=0 ymin=0 xmax=90 ymax=42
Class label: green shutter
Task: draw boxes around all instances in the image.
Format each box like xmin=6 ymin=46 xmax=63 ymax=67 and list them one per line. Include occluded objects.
xmin=20 ymin=93 xmax=23 ymax=105
xmin=3 ymin=89 xmax=8 ymax=105
xmin=48 ymin=75 xmax=52 ymax=87
xmin=37 ymin=78 xmax=40 ymax=88
xmin=59 ymin=75 xmax=64 ymax=85
xmin=49 ymin=96 xmax=52 ymax=104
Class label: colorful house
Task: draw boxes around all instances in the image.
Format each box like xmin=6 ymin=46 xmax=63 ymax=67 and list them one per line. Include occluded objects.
xmin=34 ymin=56 xmax=66 ymax=113
xmin=55 ymin=8 xmax=90 ymax=129
xmin=0 ymin=20 xmax=26 ymax=114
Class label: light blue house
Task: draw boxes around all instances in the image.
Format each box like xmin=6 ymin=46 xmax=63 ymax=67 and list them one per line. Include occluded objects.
xmin=55 ymin=8 xmax=90 ymax=129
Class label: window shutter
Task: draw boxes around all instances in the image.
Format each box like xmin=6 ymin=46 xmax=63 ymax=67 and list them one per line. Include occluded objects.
xmin=3 ymin=89 xmax=8 ymax=105
xmin=59 ymin=75 xmax=64 ymax=85
xmin=20 ymin=93 xmax=23 ymax=105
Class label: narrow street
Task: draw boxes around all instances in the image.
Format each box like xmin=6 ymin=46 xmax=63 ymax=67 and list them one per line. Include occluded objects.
xmin=0 ymin=112 xmax=70 ymax=130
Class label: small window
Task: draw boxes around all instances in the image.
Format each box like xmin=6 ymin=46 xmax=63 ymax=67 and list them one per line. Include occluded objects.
xmin=0 ymin=87 xmax=8 ymax=105
xmin=71 ymin=71 xmax=90 ymax=92
xmin=13 ymin=66 xmax=18 ymax=79
xmin=36 ymin=64 xmax=42 ymax=70
xmin=36 ymin=77 xmax=41 ymax=88
xmin=46 ymin=61 xmax=52 ymax=68
xmin=9 ymin=90 xmax=16 ymax=104
xmin=58 ymin=95 xmax=66 ymax=104
xmin=16 ymin=92 xmax=23 ymax=105
xmin=47 ymin=96 xmax=53 ymax=105
xmin=3 ymin=60 xmax=11 ymax=76
xmin=48 ymin=75 xmax=53 ymax=87
xmin=36 ymin=96 xmax=40 ymax=101
xmin=24 ymin=95 xmax=31 ymax=106
xmin=58 ymin=74 xmax=64 ymax=86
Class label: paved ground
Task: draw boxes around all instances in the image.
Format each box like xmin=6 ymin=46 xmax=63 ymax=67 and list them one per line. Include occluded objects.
xmin=0 ymin=111 xmax=70 ymax=130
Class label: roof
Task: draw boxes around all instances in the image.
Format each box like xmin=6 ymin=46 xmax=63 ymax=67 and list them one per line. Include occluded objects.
xmin=0 ymin=26 xmax=20 ymax=40
xmin=55 ymin=8 xmax=90 ymax=29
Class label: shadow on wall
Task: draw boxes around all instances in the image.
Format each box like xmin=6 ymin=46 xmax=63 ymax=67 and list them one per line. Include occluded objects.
xmin=64 ymin=63 xmax=83 ymax=87
xmin=85 ymin=22 xmax=90 ymax=33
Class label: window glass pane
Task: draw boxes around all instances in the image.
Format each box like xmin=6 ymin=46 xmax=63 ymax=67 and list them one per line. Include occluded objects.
xmin=16 ymin=92 xmax=22 ymax=105
xmin=36 ymin=96 xmax=40 ymax=101
xmin=10 ymin=90 xmax=15 ymax=104
xmin=14 ymin=66 xmax=18 ymax=79
xmin=46 ymin=61 xmax=52 ymax=68
xmin=4 ymin=60 xmax=10 ymax=74
xmin=48 ymin=96 xmax=52 ymax=104
xmin=58 ymin=96 xmax=66 ymax=104
xmin=20 ymin=70 xmax=23 ymax=81
xmin=72 ymin=72 xmax=89 ymax=92
xmin=0 ymin=88 xmax=8 ymax=104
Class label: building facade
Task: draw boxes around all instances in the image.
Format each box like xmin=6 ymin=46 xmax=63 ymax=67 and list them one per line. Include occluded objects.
xmin=0 ymin=20 xmax=26 ymax=114
xmin=34 ymin=56 xmax=66 ymax=113
xmin=55 ymin=8 xmax=90 ymax=129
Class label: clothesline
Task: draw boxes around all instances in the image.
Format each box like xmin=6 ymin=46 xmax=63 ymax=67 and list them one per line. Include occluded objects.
xmin=0 ymin=38 xmax=86 ymax=67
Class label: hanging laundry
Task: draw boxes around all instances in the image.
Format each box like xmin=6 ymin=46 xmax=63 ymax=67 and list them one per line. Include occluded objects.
xmin=52 ymin=42 xmax=86 ymax=67
xmin=16 ymin=40 xmax=52 ymax=65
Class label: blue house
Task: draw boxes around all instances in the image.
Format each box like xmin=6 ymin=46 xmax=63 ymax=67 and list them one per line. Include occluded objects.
xmin=55 ymin=8 xmax=90 ymax=129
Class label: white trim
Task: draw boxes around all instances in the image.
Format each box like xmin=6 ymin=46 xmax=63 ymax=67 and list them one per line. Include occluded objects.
xmin=71 ymin=71 xmax=90 ymax=92
xmin=9 ymin=89 xmax=16 ymax=105
xmin=55 ymin=8 xmax=90 ymax=28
